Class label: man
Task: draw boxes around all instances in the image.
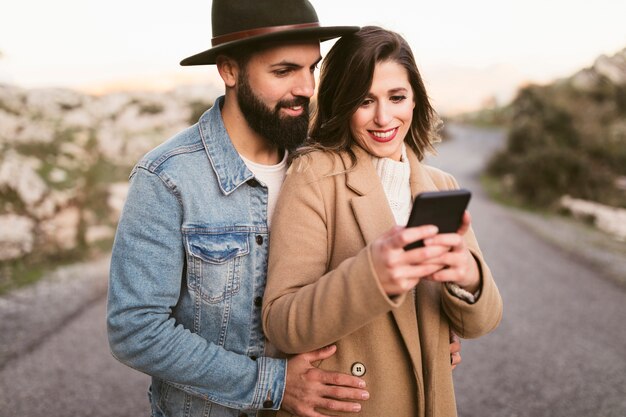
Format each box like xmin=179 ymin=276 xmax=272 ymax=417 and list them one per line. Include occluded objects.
xmin=107 ymin=1 xmax=461 ymax=416
xmin=107 ymin=1 xmax=367 ymax=416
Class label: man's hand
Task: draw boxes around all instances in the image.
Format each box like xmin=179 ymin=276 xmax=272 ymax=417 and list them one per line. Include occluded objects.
xmin=450 ymin=331 xmax=462 ymax=370
xmin=282 ymin=345 xmax=369 ymax=417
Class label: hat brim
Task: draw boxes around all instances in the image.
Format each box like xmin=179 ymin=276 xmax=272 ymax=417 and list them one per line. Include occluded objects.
xmin=180 ymin=26 xmax=359 ymax=66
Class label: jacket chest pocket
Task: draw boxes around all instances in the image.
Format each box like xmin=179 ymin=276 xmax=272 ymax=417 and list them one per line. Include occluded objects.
xmin=184 ymin=230 xmax=250 ymax=304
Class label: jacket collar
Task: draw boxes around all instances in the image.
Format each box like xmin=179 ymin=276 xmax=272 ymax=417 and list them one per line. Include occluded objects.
xmin=198 ymin=96 xmax=255 ymax=196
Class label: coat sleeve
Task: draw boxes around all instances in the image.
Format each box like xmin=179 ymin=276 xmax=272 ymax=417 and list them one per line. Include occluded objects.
xmin=438 ymin=173 xmax=503 ymax=339
xmin=262 ymin=158 xmax=403 ymax=354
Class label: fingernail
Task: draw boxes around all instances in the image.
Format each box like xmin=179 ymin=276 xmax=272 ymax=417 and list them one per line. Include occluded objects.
xmin=362 ymin=391 xmax=370 ymax=400
xmin=353 ymin=404 xmax=362 ymax=412
xmin=359 ymin=380 xmax=366 ymax=388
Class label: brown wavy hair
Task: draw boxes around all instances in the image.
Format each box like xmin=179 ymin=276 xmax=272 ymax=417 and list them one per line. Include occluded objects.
xmin=293 ymin=26 xmax=441 ymax=166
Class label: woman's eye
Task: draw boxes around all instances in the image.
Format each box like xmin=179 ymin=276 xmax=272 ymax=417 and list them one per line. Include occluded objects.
xmin=361 ymin=98 xmax=374 ymax=107
xmin=391 ymin=95 xmax=407 ymax=103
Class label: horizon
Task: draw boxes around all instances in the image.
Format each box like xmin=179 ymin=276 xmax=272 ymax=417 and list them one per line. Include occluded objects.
xmin=1 ymin=0 xmax=625 ymax=115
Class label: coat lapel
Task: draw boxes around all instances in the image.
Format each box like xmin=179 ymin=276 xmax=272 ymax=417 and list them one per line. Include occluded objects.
xmin=407 ymin=148 xmax=442 ymax=381
xmin=344 ymin=147 xmax=396 ymax=244
xmin=346 ymin=146 xmax=443 ymax=385
xmin=407 ymin=148 xmax=439 ymax=199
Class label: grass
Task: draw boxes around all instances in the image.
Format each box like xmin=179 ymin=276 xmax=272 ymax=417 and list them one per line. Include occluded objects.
xmin=0 ymin=243 xmax=112 ymax=295
xmin=480 ymin=172 xmax=626 ymax=288
xmin=0 ymin=262 xmax=47 ymax=295
xmin=479 ymin=173 xmax=551 ymax=213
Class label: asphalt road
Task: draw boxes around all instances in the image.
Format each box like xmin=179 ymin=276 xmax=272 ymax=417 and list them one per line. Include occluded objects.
xmin=0 ymin=123 xmax=624 ymax=416
xmin=430 ymin=124 xmax=626 ymax=417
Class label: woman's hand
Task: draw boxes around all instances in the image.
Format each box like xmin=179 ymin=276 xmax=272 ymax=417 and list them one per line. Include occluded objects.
xmin=370 ymin=224 xmax=451 ymax=296
xmin=422 ymin=211 xmax=480 ymax=293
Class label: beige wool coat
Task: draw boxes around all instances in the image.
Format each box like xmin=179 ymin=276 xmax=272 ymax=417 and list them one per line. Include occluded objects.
xmin=262 ymin=145 xmax=503 ymax=417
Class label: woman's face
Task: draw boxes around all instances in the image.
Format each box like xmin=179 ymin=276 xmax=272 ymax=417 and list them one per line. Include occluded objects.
xmin=350 ymin=60 xmax=415 ymax=161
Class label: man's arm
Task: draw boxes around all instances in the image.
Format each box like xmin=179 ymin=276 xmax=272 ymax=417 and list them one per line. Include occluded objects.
xmin=107 ymin=167 xmax=368 ymax=413
xmin=107 ymin=167 xmax=284 ymax=409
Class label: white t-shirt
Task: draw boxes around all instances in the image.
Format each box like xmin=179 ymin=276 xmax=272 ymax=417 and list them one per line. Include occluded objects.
xmin=240 ymin=152 xmax=288 ymax=228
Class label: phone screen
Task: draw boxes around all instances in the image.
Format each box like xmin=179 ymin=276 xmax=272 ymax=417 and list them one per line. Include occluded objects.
xmin=404 ymin=189 xmax=471 ymax=251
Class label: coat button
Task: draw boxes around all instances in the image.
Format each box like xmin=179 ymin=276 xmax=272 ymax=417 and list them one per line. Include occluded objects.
xmin=351 ymin=362 xmax=366 ymax=376
xmin=248 ymin=178 xmax=260 ymax=187
xmin=263 ymin=399 xmax=273 ymax=408
xmin=255 ymin=235 xmax=264 ymax=245
xmin=254 ymin=296 xmax=263 ymax=307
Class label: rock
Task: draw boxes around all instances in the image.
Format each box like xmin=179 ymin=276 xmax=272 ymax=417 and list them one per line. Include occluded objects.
xmin=593 ymin=50 xmax=626 ymax=85
xmin=107 ymin=183 xmax=129 ymax=219
xmin=0 ymin=150 xmax=47 ymax=209
xmin=85 ymin=225 xmax=114 ymax=244
xmin=0 ymin=215 xmax=35 ymax=261
xmin=39 ymin=206 xmax=81 ymax=251
xmin=560 ymin=195 xmax=626 ymax=241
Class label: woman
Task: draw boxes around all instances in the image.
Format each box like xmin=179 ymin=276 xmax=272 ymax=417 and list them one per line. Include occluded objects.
xmin=262 ymin=26 xmax=502 ymax=416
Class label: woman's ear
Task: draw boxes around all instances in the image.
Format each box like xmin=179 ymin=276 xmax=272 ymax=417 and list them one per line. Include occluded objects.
xmin=216 ymin=56 xmax=238 ymax=88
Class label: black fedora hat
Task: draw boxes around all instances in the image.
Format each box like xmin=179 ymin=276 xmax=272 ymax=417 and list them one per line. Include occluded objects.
xmin=180 ymin=0 xmax=358 ymax=66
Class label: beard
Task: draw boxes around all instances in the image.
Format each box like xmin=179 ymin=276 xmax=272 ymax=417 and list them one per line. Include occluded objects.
xmin=236 ymin=73 xmax=310 ymax=151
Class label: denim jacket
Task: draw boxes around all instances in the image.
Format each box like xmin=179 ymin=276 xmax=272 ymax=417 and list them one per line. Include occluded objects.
xmin=107 ymin=96 xmax=286 ymax=417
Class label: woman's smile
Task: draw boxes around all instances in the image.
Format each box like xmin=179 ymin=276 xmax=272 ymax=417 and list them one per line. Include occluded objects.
xmin=369 ymin=127 xmax=399 ymax=143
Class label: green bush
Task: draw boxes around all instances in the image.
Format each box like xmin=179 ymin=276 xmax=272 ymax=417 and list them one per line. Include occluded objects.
xmin=188 ymin=100 xmax=213 ymax=125
xmin=511 ymin=147 xmax=614 ymax=206
xmin=487 ymin=66 xmax=626 ymax=210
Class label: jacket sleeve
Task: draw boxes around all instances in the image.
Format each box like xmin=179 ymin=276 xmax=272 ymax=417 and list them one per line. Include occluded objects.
xmin=107 ymin=166 xmax=285 ymax=410
xmin=262 ymin=159 xmax=404 ymax=354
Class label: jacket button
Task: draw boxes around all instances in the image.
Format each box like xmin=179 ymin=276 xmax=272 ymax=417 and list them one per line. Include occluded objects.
xmin=351 ymin=362 xmax=366 ymax=376
xmin=247 ymin=178 xmax=260 ymax=187
xmin=263 ymin=399 xmax=273 ymax=408
xmin=254 ymin=296 xmax=262 ymax=307
xmin=255 ymin=235 xmax=264 ymax=245
xmin=249 ymin=355 xmax=257 ymax=361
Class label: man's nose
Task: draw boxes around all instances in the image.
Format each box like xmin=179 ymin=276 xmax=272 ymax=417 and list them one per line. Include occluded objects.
xmin=292 ymin=71 xmax=316 ymax=98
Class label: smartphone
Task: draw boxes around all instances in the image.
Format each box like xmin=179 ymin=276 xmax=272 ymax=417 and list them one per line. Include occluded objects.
xmin=403 ymin=189 xmax=472 ymax=251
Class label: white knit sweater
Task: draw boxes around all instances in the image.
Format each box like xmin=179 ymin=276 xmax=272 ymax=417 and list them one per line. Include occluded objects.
xmin=371 ymin=145 xmax=412 ymax=225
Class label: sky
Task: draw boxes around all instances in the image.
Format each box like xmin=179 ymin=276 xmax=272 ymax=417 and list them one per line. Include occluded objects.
xmin=1 ymin=0 xmax=625 ymax=114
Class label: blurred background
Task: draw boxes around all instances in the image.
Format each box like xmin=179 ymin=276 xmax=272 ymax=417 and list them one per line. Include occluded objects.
xmin=0 ymin=1 xmax=625 ymax=416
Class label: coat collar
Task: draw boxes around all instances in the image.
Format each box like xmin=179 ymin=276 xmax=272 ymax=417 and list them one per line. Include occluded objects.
xmin=344 ymin=144 xmax=439 ymax=197
xmin=344 ymin=144 xmax=441 ymax=382
xmin=344 ymin=144 xmax=440 ymax=243
xmin=342 ymin=145 xmax=396 ymax=245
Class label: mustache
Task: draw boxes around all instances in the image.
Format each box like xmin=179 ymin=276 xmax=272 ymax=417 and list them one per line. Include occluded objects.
xmin=276 ymin=96 xmax=310 ymax=111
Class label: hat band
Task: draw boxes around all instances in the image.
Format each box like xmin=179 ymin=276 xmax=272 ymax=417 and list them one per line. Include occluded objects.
xmin=211 ymin=22 xmax=321 ymax=47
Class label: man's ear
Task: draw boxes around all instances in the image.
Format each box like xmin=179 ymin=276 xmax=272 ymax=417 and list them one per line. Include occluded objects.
xmin=216 ymin=56 xmax=238 ymax=88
